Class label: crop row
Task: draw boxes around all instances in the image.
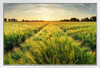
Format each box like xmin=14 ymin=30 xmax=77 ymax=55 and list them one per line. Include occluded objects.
xmin=56 ymin=22 xmax=96 ymax=51
xmin=66 ymin=26 xmax=96 ymax=51
xmin=56 ymin=22 xmax=96 ymax=32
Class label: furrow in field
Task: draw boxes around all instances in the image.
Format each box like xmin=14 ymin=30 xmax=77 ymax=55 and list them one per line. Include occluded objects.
xmin=4 ymin=22 xmax=49 ymax=53
xmin=5 ymin=23 xmax=49 ymax=54
xmin=19 ymin=23 xmax=49 ymax=46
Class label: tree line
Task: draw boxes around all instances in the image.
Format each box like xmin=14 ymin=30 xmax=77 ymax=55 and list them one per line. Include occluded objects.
xmin=4 ymin=18 xmax=44 ymax=22
xmin=60 ymin=16 xmax=96 ymax=22
xmin=4 ymin=16 xmax=96 ymax=22
xmin=4 ymin=18 xmax=17 ymax=22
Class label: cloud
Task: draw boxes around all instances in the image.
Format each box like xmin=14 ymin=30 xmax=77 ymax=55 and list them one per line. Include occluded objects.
xmin=4 ymin=3 xmax=97 ymax=20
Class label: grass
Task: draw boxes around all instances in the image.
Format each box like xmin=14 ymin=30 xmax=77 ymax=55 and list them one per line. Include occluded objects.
xmin=4 ymin=22 xmax=96 ymax=64
xmin=57 ymin=22 xmax=96 ymax=51
xmin=4 ymin=22 xmax=48 ymax=52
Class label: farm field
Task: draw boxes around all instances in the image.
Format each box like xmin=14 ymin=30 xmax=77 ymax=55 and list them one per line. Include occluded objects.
xmin=4 ymin=22 xmax=96 ymax=64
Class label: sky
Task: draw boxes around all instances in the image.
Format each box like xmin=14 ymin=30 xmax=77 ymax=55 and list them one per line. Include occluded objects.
xmin=4 ymin=3 xmax=97 ymax=21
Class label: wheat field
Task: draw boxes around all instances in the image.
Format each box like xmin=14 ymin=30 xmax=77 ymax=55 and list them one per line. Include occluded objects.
xmin=4 ymin=22 xmax=96 ymax=64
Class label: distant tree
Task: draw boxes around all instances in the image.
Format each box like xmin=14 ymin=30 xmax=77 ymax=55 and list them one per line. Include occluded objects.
xmin=84 ymin=17 xmax=90 ymax=21
xmin=13 ymin=18 xmax=15 ymax=21
xmin=60 ymin=19 xmax=70 ymax=22
xmin=70 ymin=18 xmax=80 ymax=21
xmin=4 ymin=18 xmax=7 ymax=21
xmin=24 ymin=20 xmax=30 ymax=22
xmin=8 ymin=19 xmax=11 ymax=21
xmin=8 ymin=18 xmax=18 ymax=22
xmin=11 ymin=18 xmax=13 ymax=21
xmin=22 ymin=19 xmax=24 ymax=22
xmin=90 ymin=16 xmax=96 ymax=21
xmin=11 ymin=18 xmax=16 ymax=22
xmin=81 ymin=19 xmax=84 ymax=21
xmin=81 ymin=17 xmax=90 ymax=21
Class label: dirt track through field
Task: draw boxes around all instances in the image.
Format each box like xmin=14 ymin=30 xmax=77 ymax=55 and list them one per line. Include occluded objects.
xmin=6 ymin=23 xmax=49 ymax=53
xmin=20 ymin=23 xmax=50 ymax=45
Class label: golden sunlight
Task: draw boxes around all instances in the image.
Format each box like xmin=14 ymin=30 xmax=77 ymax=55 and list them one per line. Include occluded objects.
xmin=44 ymin=18 xmax=49 ymax=21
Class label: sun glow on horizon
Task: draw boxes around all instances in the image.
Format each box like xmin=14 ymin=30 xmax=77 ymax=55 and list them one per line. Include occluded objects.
xmin=44 ymin=18 xmax=49 ymax=21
